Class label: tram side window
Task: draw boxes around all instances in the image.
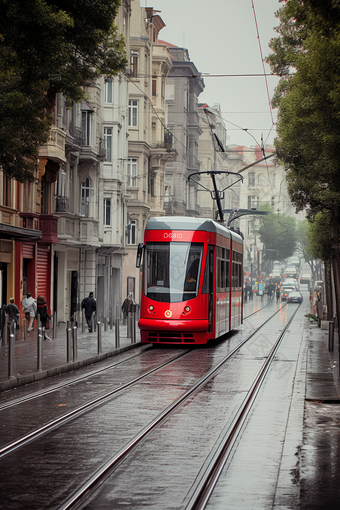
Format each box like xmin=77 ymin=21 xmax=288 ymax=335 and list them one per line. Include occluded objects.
xmin=147 ymin=245 xmax=170 ymax=288
xmin=226 ymin=249 xmax=230 ymax=289
xmin=216 ymin=247 xmax=231 ymax=292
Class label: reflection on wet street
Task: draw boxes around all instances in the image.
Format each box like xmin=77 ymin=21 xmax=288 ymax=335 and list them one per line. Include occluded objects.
xmin=301 ymin=402 xmax=340 ymax=509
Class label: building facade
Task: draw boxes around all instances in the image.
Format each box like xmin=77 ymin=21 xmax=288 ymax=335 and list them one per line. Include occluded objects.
xmin=122 ymin=4 xmax=175 ymax=303
xmin=163 ymin=46 xmax=205 ymax=216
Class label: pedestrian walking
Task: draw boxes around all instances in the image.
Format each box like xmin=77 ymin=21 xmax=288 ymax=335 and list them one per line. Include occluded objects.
xmin=36 ymin=295 xmax=51 ymax=340
xmin=81 ymin=292 xmax=96 ymax=332
xmin=121 ymin=293 xmax=135 ymax=325
xmin=21 ymin=291 xmax=37 ymax=332
xmin=276 ymin=287 xmax=281 ymax=302
xmin=5 ymin=298 xmax=20 ymax=332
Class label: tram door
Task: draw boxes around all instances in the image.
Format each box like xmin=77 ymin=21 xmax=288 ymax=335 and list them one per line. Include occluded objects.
xmin=207 ymin=246 xmax=214 ymax=332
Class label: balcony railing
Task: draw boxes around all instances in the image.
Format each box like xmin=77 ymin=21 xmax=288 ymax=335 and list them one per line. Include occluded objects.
xmin=55 ymin=196 xmax=70 ymax=213
xmin=39 ymin=126 xmax=66 ymax=163
xmin=68 ymin=125 xmax=82 ymax=146
xmin=39 ymin=214 xmax=59 ymax=243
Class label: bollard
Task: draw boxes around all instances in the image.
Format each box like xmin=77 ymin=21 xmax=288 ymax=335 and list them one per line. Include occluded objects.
xmin=329 ymin=321 xmax=335 ymax=352
xmin=131 ymin=311 xmax=136 ymax=344
xmin=127 ymin=311 xmax=131 ymax=338
xmin=2 ymin=319 xmax=8 ymax=346
xmin=97 ymin=321 xmax=102 ymax=354
xmin=82 ymin=308 xmax=85 ymax=333
xmin=8 ymin=320 xmax=15 ymax=378
xmin=115 ymin=318 xmax=120 ymax=348
xmin=53 ymin=311 xmax=57 ymax=339
xmin=72 ymin=324 xmax=78 ymax=362
xmin=109 ymin=309 xmax=113 ymax=330
xmin=67 ymin=321 xmax=72 ymax=362
xmin=23 ymin=318 xmax=27 ymax=341
xmin=37 ymin=326 xmax=43 ymax=371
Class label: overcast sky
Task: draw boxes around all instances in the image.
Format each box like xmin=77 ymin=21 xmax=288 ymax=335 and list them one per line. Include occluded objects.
xmin=140 ymin=0 xmax=281 ymax=148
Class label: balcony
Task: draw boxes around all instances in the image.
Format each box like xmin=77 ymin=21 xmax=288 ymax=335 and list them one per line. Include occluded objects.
xmin=39 ymin=214 xmax=59 ymax=244
xmin=55 ymin=196 xmax=70 ymax=213
xmin=39 ymin=126 xmax=66 ymax=163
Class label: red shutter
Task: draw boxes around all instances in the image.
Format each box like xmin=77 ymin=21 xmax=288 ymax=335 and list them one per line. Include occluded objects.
xmin=37 ymin=247 xmax=50 ymax=310
xmin=22 ymin=243 xmax=34 ymax=259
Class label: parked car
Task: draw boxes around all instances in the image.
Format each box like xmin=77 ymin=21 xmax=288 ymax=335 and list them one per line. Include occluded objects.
xmin=287 ymin=291 xmax=303 ymax=303
xmin=300 ymin=274 xmax=311 ymax=284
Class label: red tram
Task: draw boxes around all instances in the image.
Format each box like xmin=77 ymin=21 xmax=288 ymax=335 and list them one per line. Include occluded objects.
xmin=136 ymin=217 xmax=243 ymax=345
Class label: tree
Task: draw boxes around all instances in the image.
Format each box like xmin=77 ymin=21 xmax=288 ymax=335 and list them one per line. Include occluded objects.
xmin=266 ymin=0 xmax=340 ymax=325
xmin=0 ymin=0 xmax=127 ymax=180
xmin=258 ymin=205 xmax=297 ymax=267
xmin=307 ymin=211 xmax=333 ymax=319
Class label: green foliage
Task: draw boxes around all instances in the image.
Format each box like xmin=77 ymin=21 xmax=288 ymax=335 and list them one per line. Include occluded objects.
xmin=0 ymin=0 xmax=127 ymax=180
xmin=307 ymin=211 xmax=332 ymax=262
xmin=266 ymin=0 xmax=340 ymax=218
xmin=258 ymin=205 xmax=298 ymax=261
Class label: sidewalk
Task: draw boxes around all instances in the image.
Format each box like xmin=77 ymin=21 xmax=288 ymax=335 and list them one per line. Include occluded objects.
xmin=1 ymin=297 xmax=339 ymax=399
xmin=0 ymin=319 xmax=141 ymax=392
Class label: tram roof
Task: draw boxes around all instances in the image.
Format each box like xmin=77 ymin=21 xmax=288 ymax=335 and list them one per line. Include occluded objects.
xmin=145 ymin=216 xmax=243 ymax=243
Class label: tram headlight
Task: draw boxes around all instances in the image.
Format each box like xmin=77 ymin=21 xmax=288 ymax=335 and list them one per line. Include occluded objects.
xmin=184 ymin=305 xmax=191 ymax=314
xmin=148 ymin=305 xmax=154 ymax=312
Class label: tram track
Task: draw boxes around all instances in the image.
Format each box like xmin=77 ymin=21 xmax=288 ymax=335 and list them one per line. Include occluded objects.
xmin=185 ymin=303 xmax=301 ymax=510
xmin=61 ymin=302 xmax=294 ymax=510
xmin=0 ymin=301 xmax=286 ymax=459
xmin=0 ymin=300 xmax=297 ymax=509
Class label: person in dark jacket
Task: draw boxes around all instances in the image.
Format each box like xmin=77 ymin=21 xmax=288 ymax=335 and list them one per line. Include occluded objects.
xmin=37 ymin=295 xmax=51 ymax=340
xmin=5 ymin=298 xmax=20 ymax=331
xmin=81 ymin=292 xmax=96 ymax=332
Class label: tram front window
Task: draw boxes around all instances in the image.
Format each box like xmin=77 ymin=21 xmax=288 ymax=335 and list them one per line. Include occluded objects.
xmin=145 ymin=242 xmax=203 ymax=302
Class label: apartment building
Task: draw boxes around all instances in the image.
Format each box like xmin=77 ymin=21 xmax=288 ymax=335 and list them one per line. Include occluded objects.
xmin=122 ymin=4 xmax=175 ymax=302
xmin=163 ymin=45 xmax=205 ymax=216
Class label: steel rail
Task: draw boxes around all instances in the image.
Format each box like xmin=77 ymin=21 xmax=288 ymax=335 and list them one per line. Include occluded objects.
xmin=0 ymin=345 xmax=153 ymax=411
xmin=185 ymin=304 xmax=301 ymax=510
xmin=0 ymin=349 xmax=191 ymax=458
xmin=59 ymin=304 xmax=287 ymax=510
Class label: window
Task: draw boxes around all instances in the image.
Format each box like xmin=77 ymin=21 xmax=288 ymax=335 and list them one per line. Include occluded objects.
xmin=127 ymin=220 xmax=136 ymax=245
xmin=104 ymin=127 xmax=112 ymax=162
xmin=248 ymin=172 xmax=255 ymax=187
xmin=105 ymin=80 xmax=113 ymax=103
xmin=23 ymin=180 xmax=32 ymax=212
xmin=248 ymin=195 xmax=259 ymax=209
xmin=57 ymin=170 xmax=66 ymax=197
xmin=145 ymin=242 xmax=203 ymax=302
xmin=103 ymin=198 xmax=111 ymax=226
xmin=81 ymin=111 xmax=92 ymax=146
xmin=127 ymin=158 xmax=137 ymax=187
xmin=2 ymin=173 xmax=12 ymax=207
xmin=130 ymin=51 xmax=138 ymax=77
xmin=41 ymin=177 xmax=51 ymax=214
xmin=81 ymin=178 xmax=90 ymax=217
xmin=152 ymin=77 xmax=157 ymax=96
xmin=166 ymin=83 xmax=175 ymax=101
xmin=128 ymin=100 xmax=138 ymax=127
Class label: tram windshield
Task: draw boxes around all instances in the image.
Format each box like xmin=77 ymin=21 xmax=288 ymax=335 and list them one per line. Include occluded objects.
xmin=145 ymin=242 xmax=203 ymax=302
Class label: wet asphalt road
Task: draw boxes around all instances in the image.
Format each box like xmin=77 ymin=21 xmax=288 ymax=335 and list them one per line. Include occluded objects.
xmin=0 ymin=291 xmax=335 ymax=509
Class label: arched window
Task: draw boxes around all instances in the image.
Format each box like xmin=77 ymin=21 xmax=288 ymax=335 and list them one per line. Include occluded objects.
xmin=81 ymin=178 xmax=90 ymax=217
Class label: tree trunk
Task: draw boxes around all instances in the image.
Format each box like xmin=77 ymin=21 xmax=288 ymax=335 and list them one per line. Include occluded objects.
xmin=325 ymin=260 xmax=333 ymax=320
xmin=330 ymin=204 xmax=340 ymax=330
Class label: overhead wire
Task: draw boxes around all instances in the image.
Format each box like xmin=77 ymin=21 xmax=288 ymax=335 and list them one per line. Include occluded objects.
xmin=251 ymin=0 xmax=276 ymax=139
